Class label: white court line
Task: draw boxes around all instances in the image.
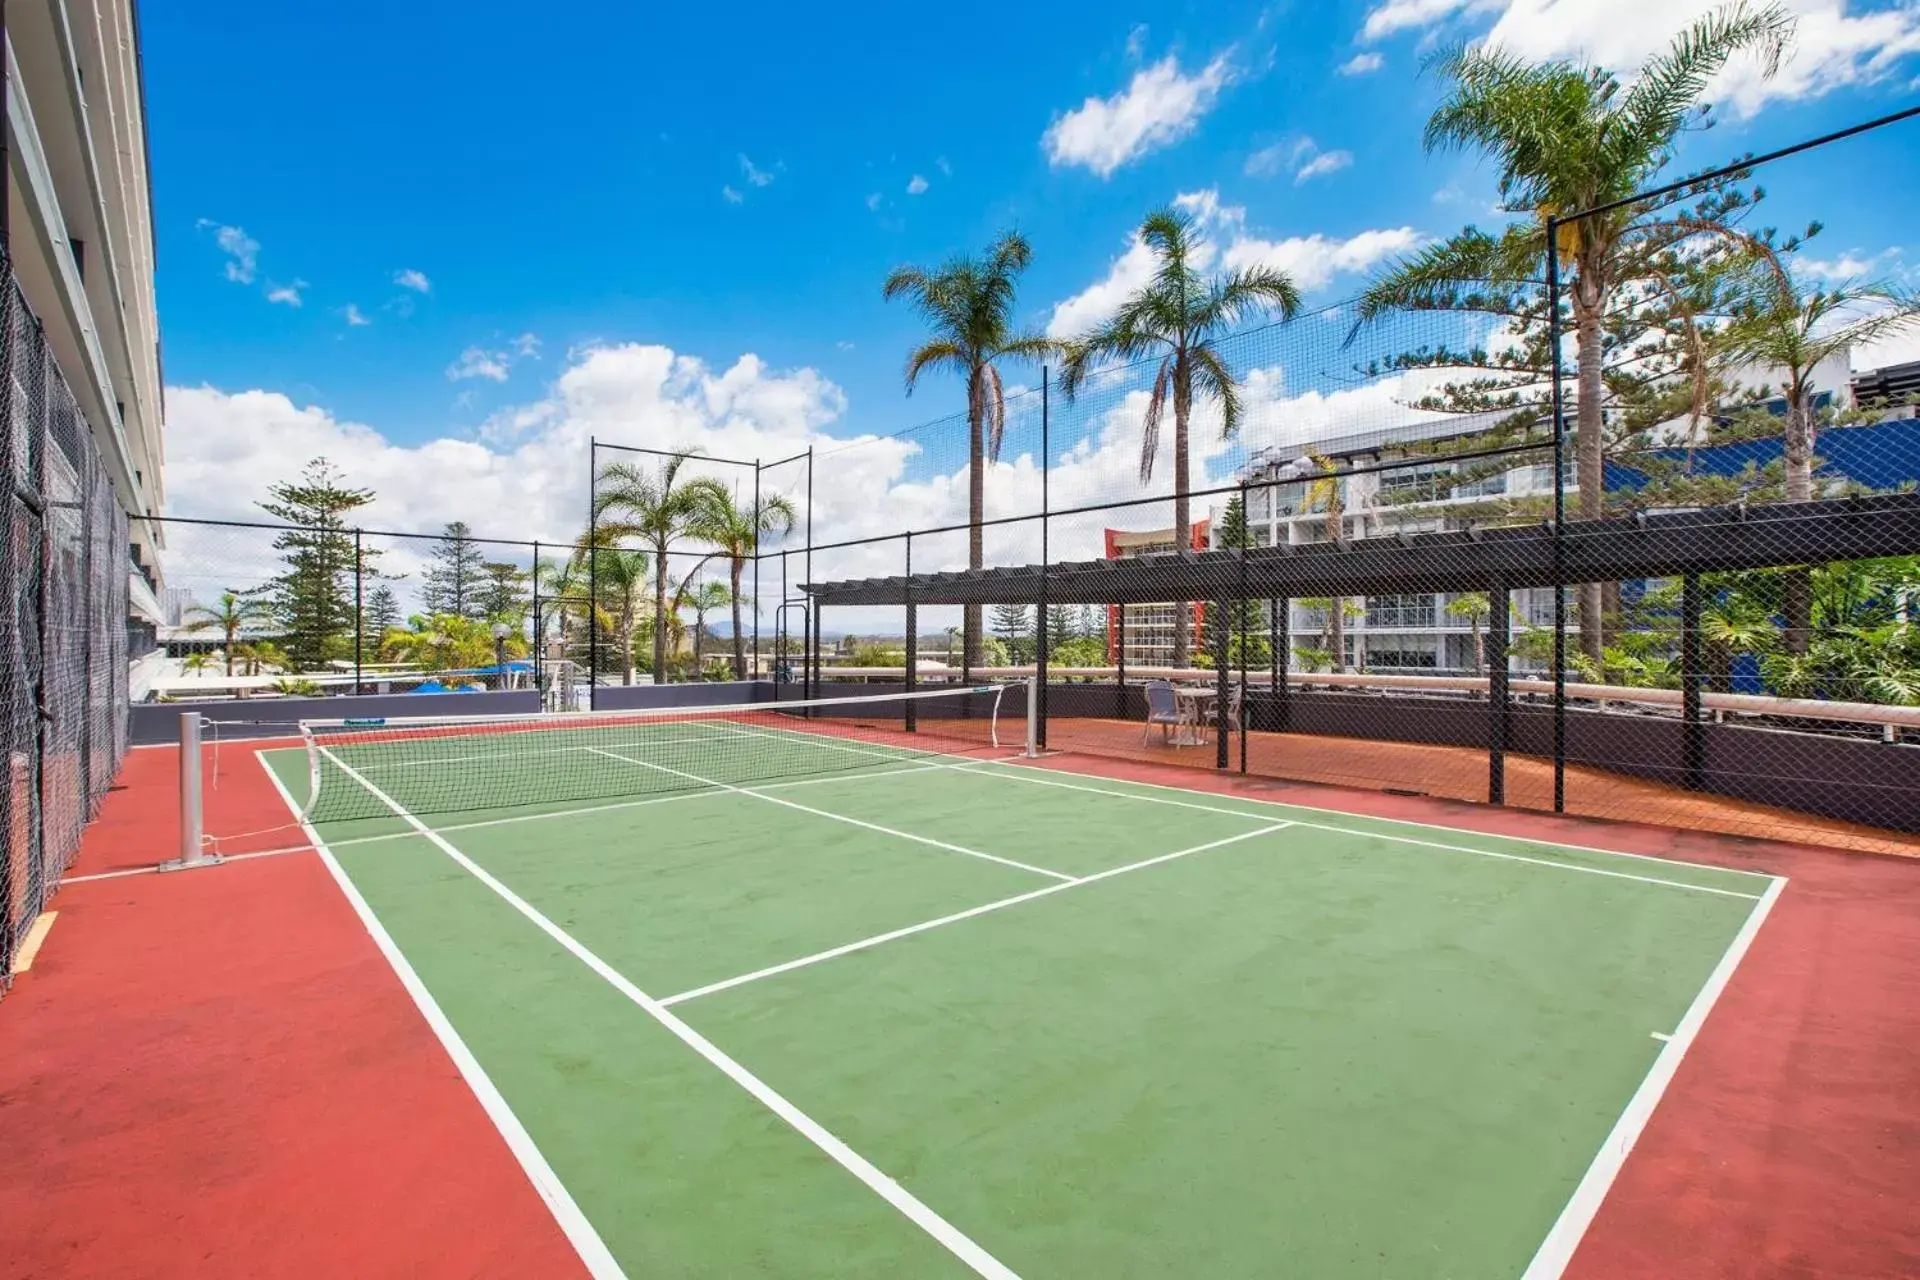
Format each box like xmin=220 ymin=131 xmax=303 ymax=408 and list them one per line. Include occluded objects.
xmin=708 ymin=718 xmax=979 ymax=766
xmin=319 ymin=756 xmax=1016 ymax=851
xmin=586 ymin=747 xmax=1074 ymax=884
xmin=256 ymin=753 xmax=626 ymax=1280
xmin=352 ymin=735 xmax=723 ymax=772
xmin=59 ymin=843 xmax=313 ymax=884
xmin=965 ymin=759 xmax=1782 ymax=884
xmin=1285 ymin=821 xmax=1762 ymax=899
xmin=1520 ymin=875 xmax=1787 ymax=1280
xmin=956 ymin=762 xmax=1766 ymax=899
xmin=314 ymin=744 xmax=1022 ymax=1280
xmin=662 ymin=822 xmax=1295 ymax=1006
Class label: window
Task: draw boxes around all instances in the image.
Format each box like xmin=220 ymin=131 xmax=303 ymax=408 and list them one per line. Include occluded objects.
xmin=1453 ymin=469 xmax=1507 ymax=498
xmin=1365 ymin=594 xmax=1436 ymax=629
xmin=1377 ymin=465 xmax=1449 ymax=503
xmin=1367 ymin=647 xmax=1439 ymax=670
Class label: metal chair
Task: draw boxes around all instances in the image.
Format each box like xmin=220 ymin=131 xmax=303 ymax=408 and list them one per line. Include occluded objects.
xmin=1226 ymin=683 xmax=1245 ymax=737
xmin=1142 ymin=679 xmax=1187 ymax=745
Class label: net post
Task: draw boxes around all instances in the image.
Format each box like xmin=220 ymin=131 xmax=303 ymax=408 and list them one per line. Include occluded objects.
xmin=161 ymin=712 xmax=219 ymax=873
xmin=1025 ymin=675 xmax=1039 ymax=758
xmin=904 ymin=533 xmax=917 ymax=734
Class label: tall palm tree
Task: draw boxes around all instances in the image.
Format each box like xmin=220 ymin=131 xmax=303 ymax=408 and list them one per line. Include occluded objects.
xmin=593 ymin=453 xmax=729 ymax=683
xmin=1715 ymin=263 xmax=1920 ymax=652
xmin=697 ymin=485 xmax=797 ymax=678
xmin=1059 ymin=207 xmax=1302 ymax=666
xmin=883 ymin=231 xmax=1055 ymax=669
xmin=678 ymin=578 xmax=732 ymax=674
xmin=568 ymin=539 xmax=652 ymax=685
xmin=1353 ymin=2 xmax=1794 ymax=667
xmin=181 ymin=590 xmax=273 ymax=676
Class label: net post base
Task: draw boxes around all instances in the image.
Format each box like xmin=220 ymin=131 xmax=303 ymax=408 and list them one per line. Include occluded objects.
xmin=158 ymin=852 xmax=225 ymax=874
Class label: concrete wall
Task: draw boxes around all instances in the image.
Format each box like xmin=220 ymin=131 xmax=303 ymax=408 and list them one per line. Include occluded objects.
xmin=588 ymin=681 xmax=774 ymax=711
xmin=131 ymin=690 xmax=542 ymax=745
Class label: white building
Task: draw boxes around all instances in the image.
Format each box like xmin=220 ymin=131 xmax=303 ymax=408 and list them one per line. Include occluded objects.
xmin=1212 ymin=351 xmax=1896 ymax=674
xmin=7 ymin=0 xmax=166 ymax=629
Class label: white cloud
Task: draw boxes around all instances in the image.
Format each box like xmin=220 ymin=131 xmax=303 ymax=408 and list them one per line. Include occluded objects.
xmin=865 ymin=192 xmax=883 ymax=212
xmin=1243 ymin=139 xmax=1308 ymax=178
xmin=1295 ymin=150 xmax=1354 ymax=183
xmin=721 ymin=184 xmax=744 ymax=205
xmin=739 ymin=154 xmax=776 ymax=187
xmin=196 ymin=220 xmax=260 ymax=284
xmin=1798 ymin=251 xmax=1881 ymax=281
xmin=1042 ymin=53 xmax=1235 ymax=178
xmin=1046 ymin=190 xmax=1422 ymax=337
xmin=1125 ymin=23 xmax=1150 ymax=60
xmin=513 ymin=332 xmax=542 ymax=358
xmin=936 ymin=156 xmax=952 ymax=176
xmin=265 ymin=279 xmax=307 ymax=307
xmin=906 ymin=174 xmax=929 ymax=195
xmin=1358 ymin=1 xmax=1920 ymax=117
xmin=342 ymin=304 xmax=371 ymax=327
xmin=393 ymin=268 xmax=432 ymax=294
xmin=447 ymin=346 xmax=512 ymax=383
xmin=1339 ymin=51 xmax=1386 ymax=74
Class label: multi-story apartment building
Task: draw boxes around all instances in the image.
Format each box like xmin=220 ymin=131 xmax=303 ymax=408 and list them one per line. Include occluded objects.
xmin=1206 ymin=352 xmax=1917 ymax=674
xmin=1101 ymin=522 xmax=1210 ymax=666
xmin=7 ymin=0 xmax=166 ymax=633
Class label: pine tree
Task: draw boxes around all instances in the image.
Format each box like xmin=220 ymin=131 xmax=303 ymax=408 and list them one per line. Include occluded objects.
xmin=364 ymin=584 xmax=402 ymax=636
xmin=420 ymin=521 xmax=489 ymax=619
xmin=255 ymin=457 xmax=376 ymax=672
xmin=478 ymin=561 xmax=530 ymax=621
xmin=991 ymin=602 xmax=1033 ymax=663
xmin=1045 ymin=605 xmax=1076 ymax=649
xmin=1205 ymin=494 xmax=1264 ymax=664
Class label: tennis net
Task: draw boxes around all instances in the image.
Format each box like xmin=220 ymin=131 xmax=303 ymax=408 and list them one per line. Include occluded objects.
xmin=298 ymin=683 xmax=1026 ymax=825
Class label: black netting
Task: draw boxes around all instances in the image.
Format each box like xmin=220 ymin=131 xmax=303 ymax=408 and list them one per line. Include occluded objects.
xmin=2 ymin=271 xmax=132 ymax=983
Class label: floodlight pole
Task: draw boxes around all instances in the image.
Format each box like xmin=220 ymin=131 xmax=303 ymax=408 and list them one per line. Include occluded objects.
xmin=353 ymin=528 xmax=363 ymax=696
xmin=1037 ymin=366 xmax=1049 ymax=749
xmin=752 ymin=460 xmax=761 ymax=682
xmin=1546 ymin=218 xmax=1568 ymax=813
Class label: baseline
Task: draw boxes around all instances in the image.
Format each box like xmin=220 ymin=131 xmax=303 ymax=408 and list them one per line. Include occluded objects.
xmin=1520 ymin=875 xmax=1788 ymax=1279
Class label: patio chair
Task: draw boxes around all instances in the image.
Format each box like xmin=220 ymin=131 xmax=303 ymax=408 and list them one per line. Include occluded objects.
xmin=1142 ymin=679 xmax=1188 ymax=745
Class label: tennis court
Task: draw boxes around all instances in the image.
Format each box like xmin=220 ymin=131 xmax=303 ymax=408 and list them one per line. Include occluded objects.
xmin=254 ymin=687 xmax=1780 ymax=1279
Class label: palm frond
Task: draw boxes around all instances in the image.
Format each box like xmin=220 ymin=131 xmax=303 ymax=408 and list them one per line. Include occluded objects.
xmin=1139 ymin=357 xmax=1172 ymax=484
xmin=982 ymin=363 xmax=1007 ymax=464
xmin=1617 ymin=2 xmax=1794 ymax=158
xmin=1189 ymin=344 xmax=1242 ymax=440
xmin=1350 ymin=225 xmax=1543 ymax=335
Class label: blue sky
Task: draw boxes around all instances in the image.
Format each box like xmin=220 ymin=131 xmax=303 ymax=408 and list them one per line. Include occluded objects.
xmin=143 ymin=0 xmax=1920 ymax=600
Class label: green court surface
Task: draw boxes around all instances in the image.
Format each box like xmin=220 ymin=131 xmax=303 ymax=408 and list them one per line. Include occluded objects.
xmin=260 ymin=728 xmax=1778 ymax=1279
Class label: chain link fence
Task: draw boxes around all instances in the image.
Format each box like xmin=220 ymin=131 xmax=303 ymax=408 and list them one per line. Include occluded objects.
xmin=2 ymin=265 xmax=131 ymax=981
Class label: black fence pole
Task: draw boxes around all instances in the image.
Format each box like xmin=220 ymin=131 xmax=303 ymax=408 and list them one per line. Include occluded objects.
xmin=1274 ymin=597 xmax=1290 ymax=733
xmin=1115 ymin=605 xmax=1127 ymax=719
xmin=353 ymin=529 xmax=364 ymax=695
xmin=809 ymin=598 xmax=822 ymax=709
xmin=588 ymin=437 xmax=599 ymax=711
xmin=1214 ymin=593 xmax=1230 ymax=770
xmin=1546 ymin=217 xmax=1568 ymax=814
xmin=904 ymin=533 xmax=917 ymax=733
xmin=1682 ymin=572 xmax=1706 ymax=791
xmin=1237 ymin=490 xmax=1248 ymax=775
xmin=1038 ymin=367 xmax=1049 ymax=750
xmin=752 ymin=461 xmax=762 ymax=682
xmin=531 ymin=538 xmax=542 ymax=698
xmin=805 ymin=446 xmax=814 ymax=695
xmin=1489 ymin=582 xmax=1510 ymax=805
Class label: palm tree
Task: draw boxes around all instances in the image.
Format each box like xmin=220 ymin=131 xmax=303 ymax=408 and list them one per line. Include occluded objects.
xmin=1446 ymin=592 xmax=1493 ymax=673
xmin=697 ymin=486 xmax=797 ymax=678
xmin=883 ymin=231 xmax=1055 ymax=669
xmin=1714 ymin=263 xmax=1920 ymax=651
xmin=570 ymin=539 xmax=652 ymax=685
xmin=181 ymin=650 xmax=216 ymax=675
xmin=1353 ymin=2 xmax=1795 ymax=666
xmin=592 ymin=453 xmax=729 ymax=683
xmin=1059 ymin=207 xmax=1302 ymax=665
xmin=181 ymin=590 xmax=272 ymax=676
xmin=678 ymin=578 xmax=732 ymax=675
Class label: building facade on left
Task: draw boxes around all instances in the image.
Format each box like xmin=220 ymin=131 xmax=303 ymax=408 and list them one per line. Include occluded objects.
xmin=3 ymin=0 xmax=161 ymax=979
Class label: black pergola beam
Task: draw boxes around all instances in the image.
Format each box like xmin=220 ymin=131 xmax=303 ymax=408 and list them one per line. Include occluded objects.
xmin=800 ymin=494 xmax=1920 ymax=607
